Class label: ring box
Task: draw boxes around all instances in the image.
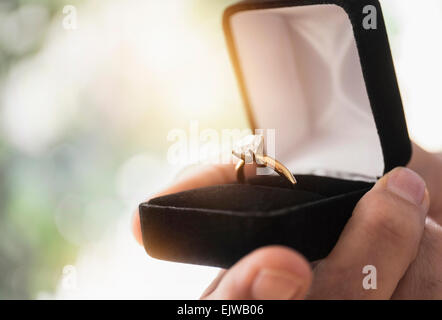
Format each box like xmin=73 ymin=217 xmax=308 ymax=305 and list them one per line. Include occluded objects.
xmin=139 ymin=0 xmax=411 ymax=268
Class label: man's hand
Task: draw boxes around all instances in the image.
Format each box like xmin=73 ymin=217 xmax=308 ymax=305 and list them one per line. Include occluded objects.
xmin=132 ymin=144 xmax=442 ymax=299
xmin=202 ymin=167 xmax=430 ymax=299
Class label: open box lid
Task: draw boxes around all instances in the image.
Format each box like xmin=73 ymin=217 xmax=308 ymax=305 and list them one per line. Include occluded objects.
xmin=223 ymin=0 xmax=411 ymax=180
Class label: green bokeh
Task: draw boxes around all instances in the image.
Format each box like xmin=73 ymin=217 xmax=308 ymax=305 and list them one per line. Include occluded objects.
xmin=0 ymin=0 xmax=238 ymax=300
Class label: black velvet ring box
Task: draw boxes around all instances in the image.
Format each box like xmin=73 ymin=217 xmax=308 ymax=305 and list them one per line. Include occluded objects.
xmin=139 ymin=0 xmax=412 ymax=269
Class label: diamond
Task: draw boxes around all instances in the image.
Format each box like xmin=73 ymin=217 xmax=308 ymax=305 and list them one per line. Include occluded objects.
xmin=232 ymin=134 xmax=264 ymax=162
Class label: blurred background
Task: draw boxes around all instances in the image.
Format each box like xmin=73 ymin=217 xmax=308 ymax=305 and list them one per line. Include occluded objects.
xmin=0 ymin=0 xmax=441 ymax=299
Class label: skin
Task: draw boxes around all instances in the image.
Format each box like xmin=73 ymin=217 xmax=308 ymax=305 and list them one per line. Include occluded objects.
xmin=132 ymin=143 xmax=442 ymax=299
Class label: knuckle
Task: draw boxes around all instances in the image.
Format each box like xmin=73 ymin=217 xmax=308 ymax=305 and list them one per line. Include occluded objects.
xmin=357 ymin=191 xmax=423 ymax=246
xmin=422 ymin=221 xmax=442 ymax=267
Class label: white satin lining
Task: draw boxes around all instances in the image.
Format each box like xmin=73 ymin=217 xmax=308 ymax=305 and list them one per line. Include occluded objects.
xmin=230 ymin=4 xmax=384 ymax=182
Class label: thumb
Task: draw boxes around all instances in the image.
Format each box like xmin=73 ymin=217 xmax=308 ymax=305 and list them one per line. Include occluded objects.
xmin=409 ymin=143 xmax=442 ymax=223
xmin=202 ymin=246 xmax=312 ymax=300
xmin=309 ymin=167 xmax=430 ymax=299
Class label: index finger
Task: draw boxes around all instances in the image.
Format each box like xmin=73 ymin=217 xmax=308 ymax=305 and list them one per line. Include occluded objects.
xmin=132 ymin=163 xmax=257 ymax=245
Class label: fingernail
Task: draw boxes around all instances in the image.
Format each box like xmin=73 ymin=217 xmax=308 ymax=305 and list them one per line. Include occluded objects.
xmin=251 ymin=269 xmax=301 ymax=300
xmin=387 ymin=168 xmax=426 ymax=206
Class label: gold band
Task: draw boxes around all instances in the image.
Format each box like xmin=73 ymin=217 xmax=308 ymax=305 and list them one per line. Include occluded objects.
xmin=232 ymin=135 xmax=296 ymax=186
xmin=234 ymin=153 xmax=297 ymax=186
